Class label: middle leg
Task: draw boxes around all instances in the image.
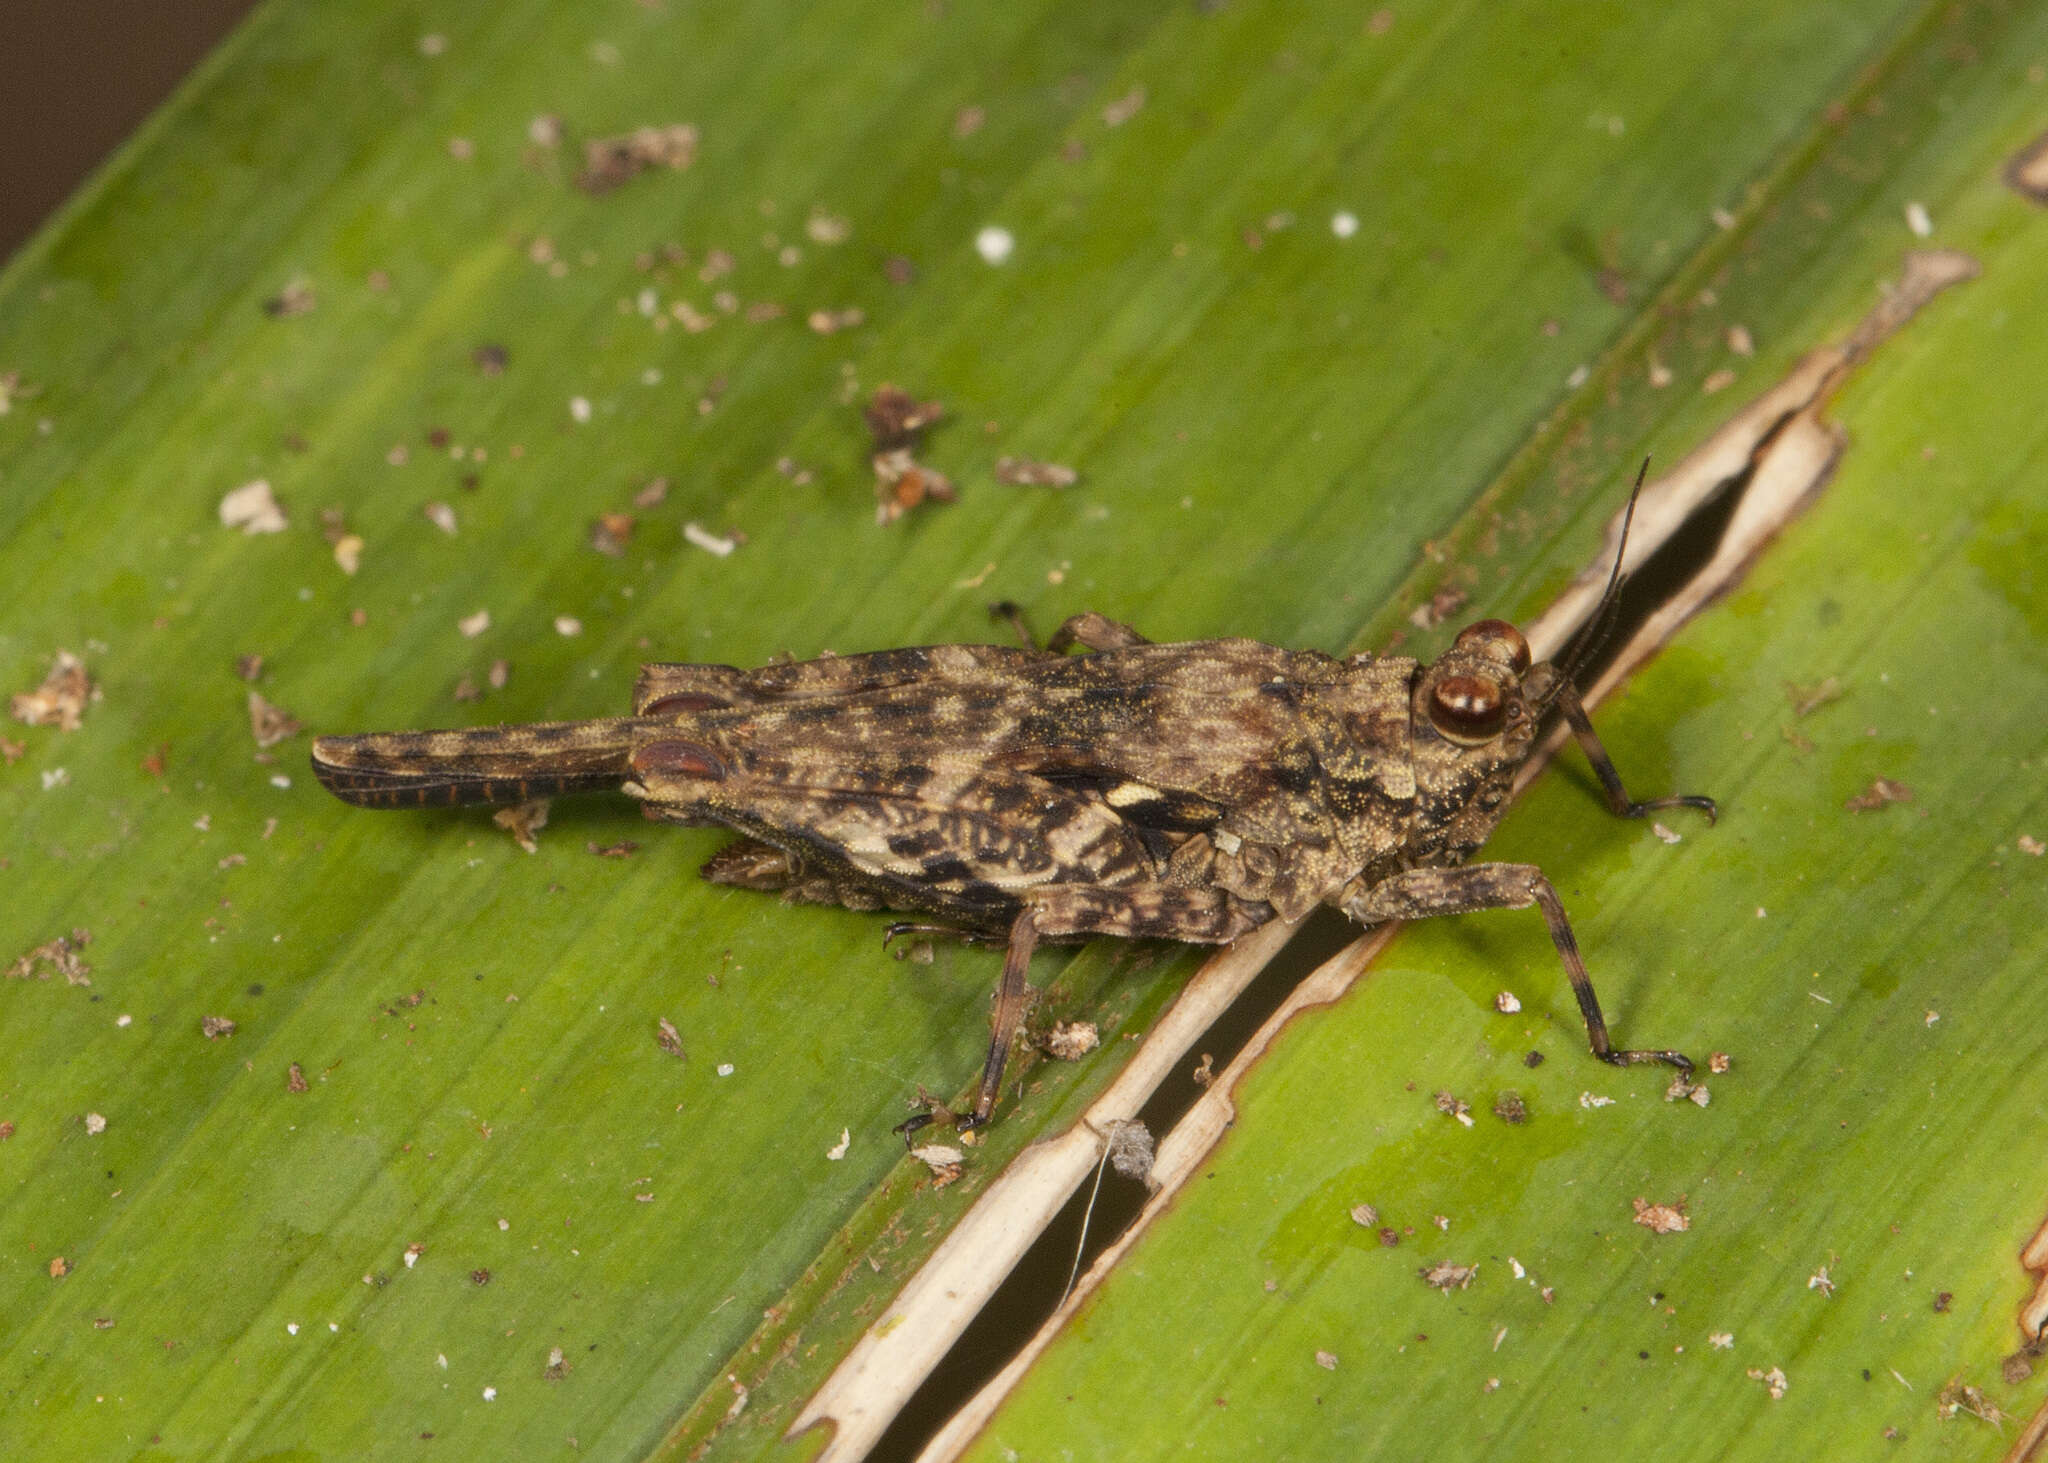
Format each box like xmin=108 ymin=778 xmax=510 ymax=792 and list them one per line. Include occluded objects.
xmin=899 ymin=881 xmax=1269 ymax=1136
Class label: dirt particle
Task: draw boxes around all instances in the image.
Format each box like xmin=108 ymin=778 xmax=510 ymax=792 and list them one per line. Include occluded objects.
xmin=590 ymin=511 xmax=638 ymax=559
xmin=1493 ymin=1092 xmax=1528 ymax=1124
xmin=655 ymin=1017 xmax=685 ymax=1060
xmin=287 ymin=1062 xmax=309 ymax=1093
xmin=1494 ymin=990 xmax=1521 ymax=1014
xmin=2003 ymin=1351 xmax=2034 ymax=1385
xmin=1100 ymin=85 xmax=1146 ymax=128
xmin=472 ymin=344 xmax=508 ymax=375
xmin=684 ymin=522 xmax=738 ymax=558
xmin=1702 ymin=368 xmax=1737 ymax=395
xmin=8 ymin=928 xmax=92 ymax=984
xmin=633 ymin=477 xmax=669 ymax=509
xmin=1932 ymin=1290 xmax=1952 ymax=1313
xmin=201 ymin=1015 xmax=236 ymax=1040
xmin=1314 ymin=1350 xmax=1338 ymax=1371
xmin=1785 ymin=676 xmax=1843 ymax=716
xmin=1709 ymin=1051 xmax=1732 ymax=1074
xmin=248 ymin=692 xmax=303 ymax=749
xmin=0 ymin=1122 xmax=13 ymax=1140
xmin=576 ymin=124 xmax=699 ymax=194
xmin=1747 ymin=1365 xmax=1788 ymax=1400
xmin=12 ymin=651 xmax=95 ymax=730
xmin=1103 ymin=1118 xmax=1155 ymax=1182
xmin=1808 ymin=1264 xmax=1835 ymax=1297
xmin=2018 ymin=835 xmax=2044 ymax=856
xmin=236 ymin=654 xmax=267 ymax=683
xmin=544 ymin=1345 xmax=570 ymax=1382
xmin=423 ymin=501 xmax=458 ymax=536
xmin=84 ymin=1112 xmax=106 ymax=1135
xmin=1190 ymin=1051 xmax=1214 ymax=1087
xmin=1725 ymin=324 xmax=1755 ymax=356
xmin=587 ymin=840 xmax=638 ymax=859
xmin=1433 ymin=1090 xmax=1474 ymax=1127
xmin=1935 ymin=1379 xmax=2003 ymax=1424
xmin=1420 ymin=1261 xmax=1476 ymax=1291
xmin=1632 ymin=1197 xmax=1690 ymax=1234
xmin=807 ymin=307 xmax=865 ymax=335
xmin=1380 ymin=1228 xmax=1400 ymax=1248
xmin=50 ymin=1256 xmax=69 ymax=1278
xmin=493 ymin=799 xmax=549 ymax=853
xmin=1523 ymin=1050 xmax=1544 ymax=1068
xmin=994 ymin=456 xmax=1078 ymax=488
xmin=1042 ymin=1020 xmax=1099 ymax=1061
xmin=458 ymin=609 xmax=491 ymax=639
xmin=262 ymin=280 xmax=316 ymax=318
xmin=1845 ymin=777 xmax=1913 ymax=812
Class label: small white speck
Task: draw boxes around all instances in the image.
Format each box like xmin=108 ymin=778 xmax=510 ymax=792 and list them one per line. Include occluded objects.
xmin=1652 ymin=822 xmax=1681 ymax=845
xmin=684 ymin=522 xmax=737 ymax=558
xmin=41 ymin=768 xmax=69 ymax=790
xmin=437 ymin=1353 xmax=448 ymax=1369
xmin=85 ymin=1112 xmax=107 ymax=1134
xmin=1495 ymin=991 xmax=1521 ymax=1014
xmin=975 ymin=225 xmax=1015 ymax=265
xmin=1809 ymin=991 xmax=1832 ymax=1005
xmin=554 ymin=615 xmax=583 ymax=637
xmin=482 ymin=1386 xmax=497 ymax=1402
xmin=1925 ymin=1009 xmax=1939 ymax=1026
xmin=1565 ymin=365 xmax=1590 ymax=389
xmin=459 ymin=609 xmax=491 ymax=639
xmin=329 ymin=1322 xmax=339 ymax=1332
xmin=1330 ymin=210 xmax=1359 ymax=239
xmin=641 ymin=367 xmax=663 ymax=385
xmin=1509 ymin=1257 xmax=1526 ymax=1279
xmin=498 ymin=1218 xmax=510 ymax=1231
xmin=717 ymin=1063 xmax=735 ymax=1077
xmin=116 ymin=1014 xmax=132 ymax=1027
xmin=636 ymin=288 xmax=659 ymax=317
xmin=1709 ymin=1331 xmax=1734 ymax=1349
xmin=418 ymin=33 xmax=447 ymax=55
xmin=424 ymin=501 xmax=458 ymax=535
xmin=1756 ymin=907 xmax=1767 ymax=918
xmin=1578 ymin=1092 xmax=1614 ymax=1109
xmin=569 ymin=396 xmax=592 ymax=423
xmin=287 ymin=1322 xmax=299 ymax=1336
xmin=1905 ymin=201 xmax=1932 ymax=237
xmin=270 ymin=774 xmax=292 ymax=789
xmin=827 ymin=1128 xmax=851 ymax=1161
xmin=1711 ymin=206 xmax=1737 ymax=230
xmin=403 ymin=1249 xmax=420 ymax=1269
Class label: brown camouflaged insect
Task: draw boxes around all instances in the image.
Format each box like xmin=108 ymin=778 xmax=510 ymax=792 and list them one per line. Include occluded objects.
xmin=312 ymin=486 xmax=1713 ymax=1134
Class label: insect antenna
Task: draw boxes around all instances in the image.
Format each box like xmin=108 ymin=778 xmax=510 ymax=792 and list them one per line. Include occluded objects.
xmin=1553 ymin=456 xmax=1651 ymax=696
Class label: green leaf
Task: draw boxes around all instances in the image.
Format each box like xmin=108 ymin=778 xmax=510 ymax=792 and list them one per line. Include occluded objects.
xmin=1 ymin=0 xmax=2041 ymax=1459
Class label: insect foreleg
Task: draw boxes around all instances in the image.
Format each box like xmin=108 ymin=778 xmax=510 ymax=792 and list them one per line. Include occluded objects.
xmin=1553 ymin=683 xmax=1718 ymax=825
xmin=1338 ymin=863 xmax=1692 ymax=1076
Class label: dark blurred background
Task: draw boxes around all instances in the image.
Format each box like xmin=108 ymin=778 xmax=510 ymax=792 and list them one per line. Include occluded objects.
xmin=0 ymin=0 xmax=261 ymax=263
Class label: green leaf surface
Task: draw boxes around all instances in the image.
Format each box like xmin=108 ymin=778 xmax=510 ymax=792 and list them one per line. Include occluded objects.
xmin=956 ymin=2 xmax=2048 ymax=1460
xmin=0 ymin=0 xmax=2040 ymax=1458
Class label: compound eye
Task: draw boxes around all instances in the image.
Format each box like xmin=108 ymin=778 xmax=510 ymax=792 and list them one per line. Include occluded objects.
xmin=1429 ymin=674 xmax=1507 ymax=743
xmin=1453 ymin=618 xmax=1531 ymax=674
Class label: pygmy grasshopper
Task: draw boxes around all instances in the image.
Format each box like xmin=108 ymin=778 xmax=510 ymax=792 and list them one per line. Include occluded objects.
xmin=312 ymin=490 xmax=1712 ymax=1133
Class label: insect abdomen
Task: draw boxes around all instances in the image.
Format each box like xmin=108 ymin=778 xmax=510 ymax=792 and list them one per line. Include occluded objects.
xmin=309 ymin=718 xmax=649 ymax=809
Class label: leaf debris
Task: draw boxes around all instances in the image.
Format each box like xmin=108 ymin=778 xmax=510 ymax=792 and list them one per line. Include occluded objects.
xmin=11 ymin=651 xmax=94 ymax=731
xmin=201 ymin=1015 xmax=237 ymax=1040
xmin=248 ymin=691 xmax=303 ymax=749
xmin=219 ymin=479 xmax=288 ymax=534
xmin=1632 ymin=1197 xmax=1690 ymax=1234
xmin=8 ymin=928 xmax=93 ymax=984
xmin=1845 ymin=777 xmax=1913 ymax=811
xmin=994 ymin=456 xmax=1078 ymax=488
xmin=493 ymin=799 xmax=549 ymax=853
xmin=576 ymin=124 xmax=699 ymax=194
xmin=1936 ymin=1379 xmax=2002 ymax=1423
xmin=1041 ymin=1019 xmax=1099 ymax=1061
xmin=1420 ymin=1261 xmax=1476 ymax=1291
xmin=1747 ymin=1365 xmax=1788 ymax=1400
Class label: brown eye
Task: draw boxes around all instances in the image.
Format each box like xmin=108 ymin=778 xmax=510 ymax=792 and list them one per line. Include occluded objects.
xmin=1453 ymin=619 xmax=1531 ymax=674
xmin=1430 ymin=674 xmax=1506 ymax=743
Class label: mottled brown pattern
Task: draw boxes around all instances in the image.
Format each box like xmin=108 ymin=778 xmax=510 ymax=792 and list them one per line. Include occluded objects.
xmin=312 ymin=604 xmax=1713 ymax=1131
